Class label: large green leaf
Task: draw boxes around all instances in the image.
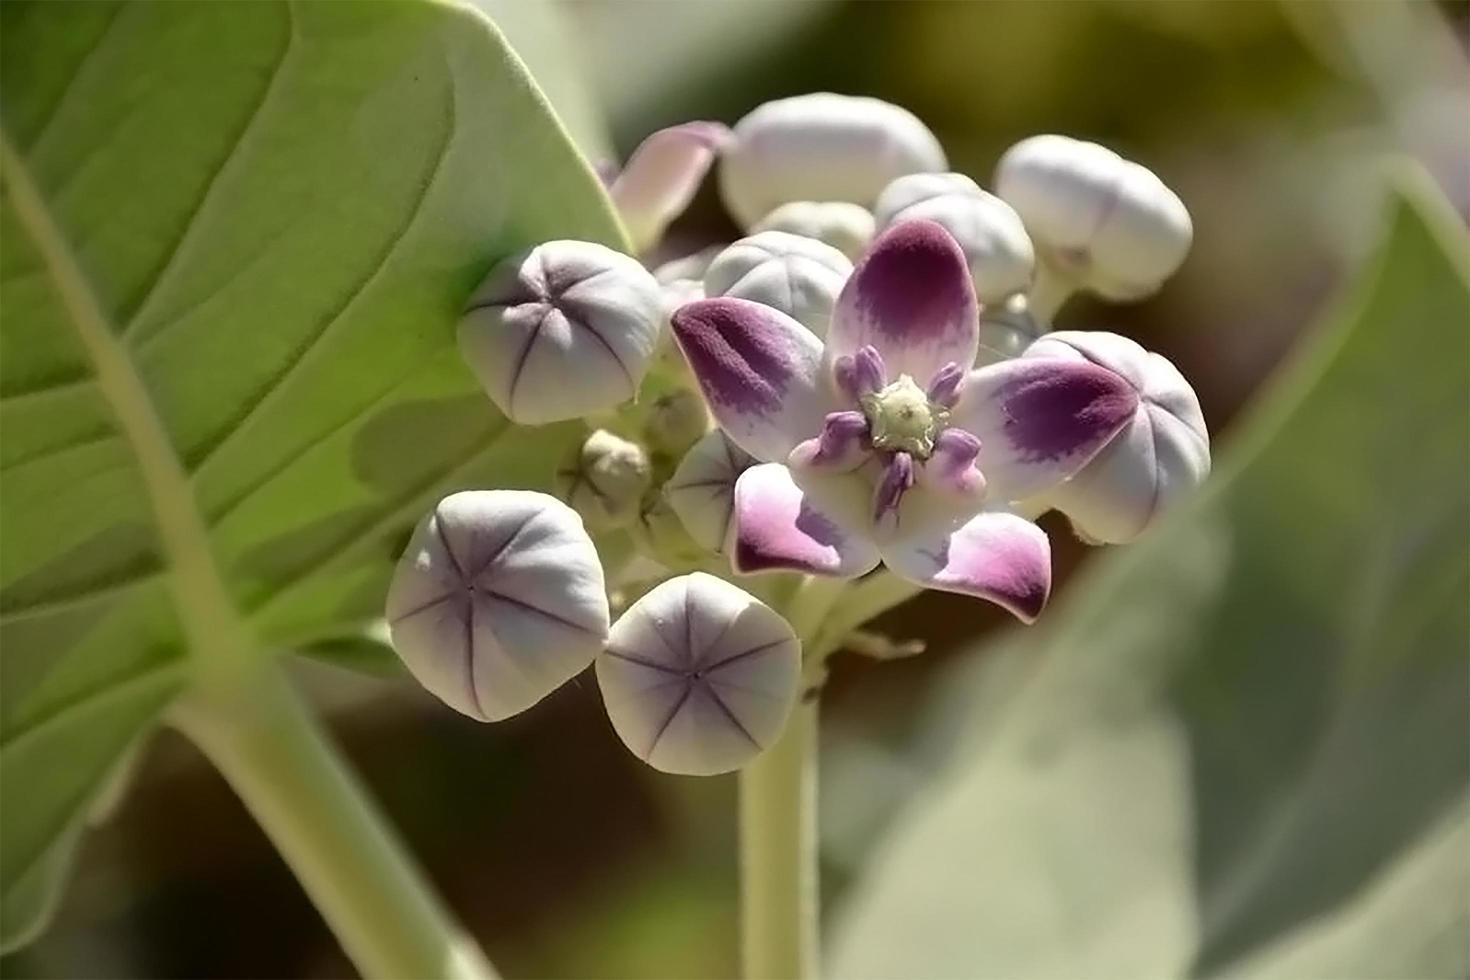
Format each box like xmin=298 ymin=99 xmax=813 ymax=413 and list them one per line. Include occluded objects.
xmin=830 ymin=173 xmax=1470 ymax=978
xmin=0 ymin=0 xmax=622 ymax=949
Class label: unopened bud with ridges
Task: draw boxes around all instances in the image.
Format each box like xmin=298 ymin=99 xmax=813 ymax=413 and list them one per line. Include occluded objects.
xmin=386 ymin=491 xmax=609 ymax=721
xmin=665 ymin=430 xmax=756 ymax=553
xmin=720 ymin=93 xmax=947 ymax=229
xmin=995 ymin=135 xmax=1192 ymax=312
xmin=556 ymin=429 xmax=652 ymax=531
xmin=752 ymin=201 xmax=876 ymax=259
xmin=1022 ymin=331 xmax=1209 ymax=543
xmin=703 ymin=230 xmax=853 ymax=337
xmin=596 ymin=572 xmax=800 ymax=775
xmin=874 ymin=173 xmax=1034 ymax=304
xmin=459 ymin=241 xmax=664 ymax=425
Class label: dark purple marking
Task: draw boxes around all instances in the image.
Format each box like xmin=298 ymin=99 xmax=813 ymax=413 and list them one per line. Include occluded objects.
xmin=1000 ymin=361 xmax=1137 ymax=462
xmin=672 ymin=298 xmax=797 ymax=415
xmin=849 ymin=220 xmax=976 ymax=342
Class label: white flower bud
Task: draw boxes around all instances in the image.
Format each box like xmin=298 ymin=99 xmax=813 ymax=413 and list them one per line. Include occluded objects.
xmin=596 ymin=572 xmax=799 ymax=775
xmin=702 ymin=231 xmax=853 ymax=336
xmin=720 ymin=93 xmax=947 ymax=229
xmin=386 ymin=491 xmax=610 ymax=721
xmin=654 ymin=246 xmax=724 ymax=287
xmin=974 ymin=294 xmax=1041 ymax=367
xmin=751 ymin=201 xmax=876 ymax=259
xmin=556 ymin=429 xmax=652 ymax=530
xmin=665 ymin=430 xmax=756 ymax=552
xmin=995 ymin=135 xmax=1192 ymax=303
xmin=644 ymin=388 xmax=710 ymax=456
xmin=459 ymin=241 xmax=664 ymax=425
xmin=1023 ymin=331 xmax=1209 ymax=543
xmin=874 ymin=173 xmax=1034 ymax=304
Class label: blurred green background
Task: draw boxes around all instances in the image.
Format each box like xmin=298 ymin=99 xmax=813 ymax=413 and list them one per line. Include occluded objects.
xmin=4 ymin=1 xmax=1466 ymax=977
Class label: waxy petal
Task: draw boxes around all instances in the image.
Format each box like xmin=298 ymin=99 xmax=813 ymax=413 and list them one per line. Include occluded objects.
xmin=597 ymin=573 xmax=799 ymax=775
xmin=881 ymin=510 xmax=1051 ymax=622
xmin=703 ymin=231 xmax=853 ymax=337
xmin=827 ymin=220 xmax=979 ymax=383
xmin=731 ymin=463 xmax=881 ymax=577
xmin=671 ymin=298 xmax=834 ymax=462
xmin=665 ymin=430 xmax=756 ymax=552
xmin=612 ymin=122 xmax=731 ymax=253
xmin=1023 ymin=331 xmax=1210 ymax=542
xmin=950 ymin=357 xmax=1139 ymax=503
xmin=386 ymin=491 xmax=609 ymax=721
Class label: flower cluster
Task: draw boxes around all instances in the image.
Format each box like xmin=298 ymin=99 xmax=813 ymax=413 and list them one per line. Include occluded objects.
xmin=390 ymin=94 xmax=1211 ymax=775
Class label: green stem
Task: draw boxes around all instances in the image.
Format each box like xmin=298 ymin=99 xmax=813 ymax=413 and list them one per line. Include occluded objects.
xmin=739 ymin=576 xmax=846 ymax=980
xmin=171 ymin=665 xmax=497 ymax=980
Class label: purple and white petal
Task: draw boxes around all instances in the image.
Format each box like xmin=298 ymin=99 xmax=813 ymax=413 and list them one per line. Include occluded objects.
xmin=671 ymin=297 xmax=836 ymax=462
xmin=460 ymin=241 xmax=663 ymax=424
xmin=612 ymin=122 xmax=731 ymax=254
xmin=827 ymin=220 xmax=979 ymax=383
xmin=386 ymin=491 xmax=609 ymax=721
xmin=1023 ymin=332 xmax=1209 ymax=543
xmin=665 ymin=430 xmax=756 ymax=553
xmin=949 ymin=356 xmax=1139 ymax=503
xmin=597 ymin=573 xmax=799 ymax=775
xmin=730 ymin=463 xmax=881 ymax=577
xmin=881 ymin=510 xmax=1051 ymax=623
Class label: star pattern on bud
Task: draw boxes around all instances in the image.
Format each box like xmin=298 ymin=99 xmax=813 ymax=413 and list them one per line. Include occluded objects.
xmin=386 ymin=491 xmax=610 ymax=721
xmin=459 ymin=241 xmax=664 ymax=424
xmin=596 ymin=573 xmax=800 ymax=775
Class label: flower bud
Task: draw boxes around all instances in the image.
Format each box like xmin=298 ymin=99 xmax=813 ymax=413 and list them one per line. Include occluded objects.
xmin=874 ymin=173 xmax=1035 ymax=304
xmin=974 ymin=294 xmax=1041 ymax=367
xmin=386 ymin=491 xmax=610 ymax=721
xmin=459 ymin=241 xmax=663 ymax=425
xmin=702 ymin=231 xmax=853 ymax=337
xmin=720 ymin=93 xmax=947 ymax=229
xmin=1023 ymin=331 xmax=1209 ymax=543
xmin=995 ymin=134 xmax=1192 ymax=302
xmin=596 ymin=572 xmax=799 ymax=775
xmin=556 ymin=429 xmax=652 ymax=530
xmin=633 ymin=492 xmax=709 ymax=569
xmin=665 ymin=430 xmax=756 ymax=552
xmin=751 ymin=201 xmax=876 ymax=259
xmin=611 ymin=122 xmax=731 ymax=254
xmin=644 ymin=388 xmax=710 ymax=456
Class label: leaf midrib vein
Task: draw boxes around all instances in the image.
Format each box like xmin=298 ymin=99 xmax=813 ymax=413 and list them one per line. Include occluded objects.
xmin=0 ymin=129 xmax=244 ymax=661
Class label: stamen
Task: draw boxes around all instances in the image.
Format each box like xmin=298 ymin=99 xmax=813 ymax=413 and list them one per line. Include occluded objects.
xmin=873 ymin=452 xmax=915 ymax=524
xmin=836 ymin=345 xmax=888 ymax=401
xmin=926 ymin=362 xmax=965 ymax=408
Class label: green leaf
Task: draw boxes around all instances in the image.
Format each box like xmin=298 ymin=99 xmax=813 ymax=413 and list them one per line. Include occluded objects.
xmin=0 ymin=0 xmax=622 ymax=946
xmin=830 ymin=171 xmax=1470 ymax=979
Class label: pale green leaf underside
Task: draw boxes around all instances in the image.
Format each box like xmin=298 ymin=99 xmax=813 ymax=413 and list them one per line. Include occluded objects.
xmin=831 ymin=175 xmax=1470 ymax=978
xmin=0 ymin=0 xmax=622 ymax=937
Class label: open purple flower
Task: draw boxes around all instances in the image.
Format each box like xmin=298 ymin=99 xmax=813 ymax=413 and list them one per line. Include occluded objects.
xmin=669 ymin=220 xmax=1141 ymax=622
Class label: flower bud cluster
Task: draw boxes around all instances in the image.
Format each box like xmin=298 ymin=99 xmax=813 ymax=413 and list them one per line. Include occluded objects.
xmin=398 ymin=92 xmax=1218 ymax=779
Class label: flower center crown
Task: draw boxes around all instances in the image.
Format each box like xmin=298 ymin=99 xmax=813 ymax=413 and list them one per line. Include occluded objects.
xmin=859 ymin=374 xmax=949 ymax=458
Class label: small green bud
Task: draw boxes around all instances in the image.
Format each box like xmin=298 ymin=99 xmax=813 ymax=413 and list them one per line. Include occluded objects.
xmin=644 ymin=388 xmax=709 ymax=456
xmin=557 ymin=429 xmax=652 ymax=530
